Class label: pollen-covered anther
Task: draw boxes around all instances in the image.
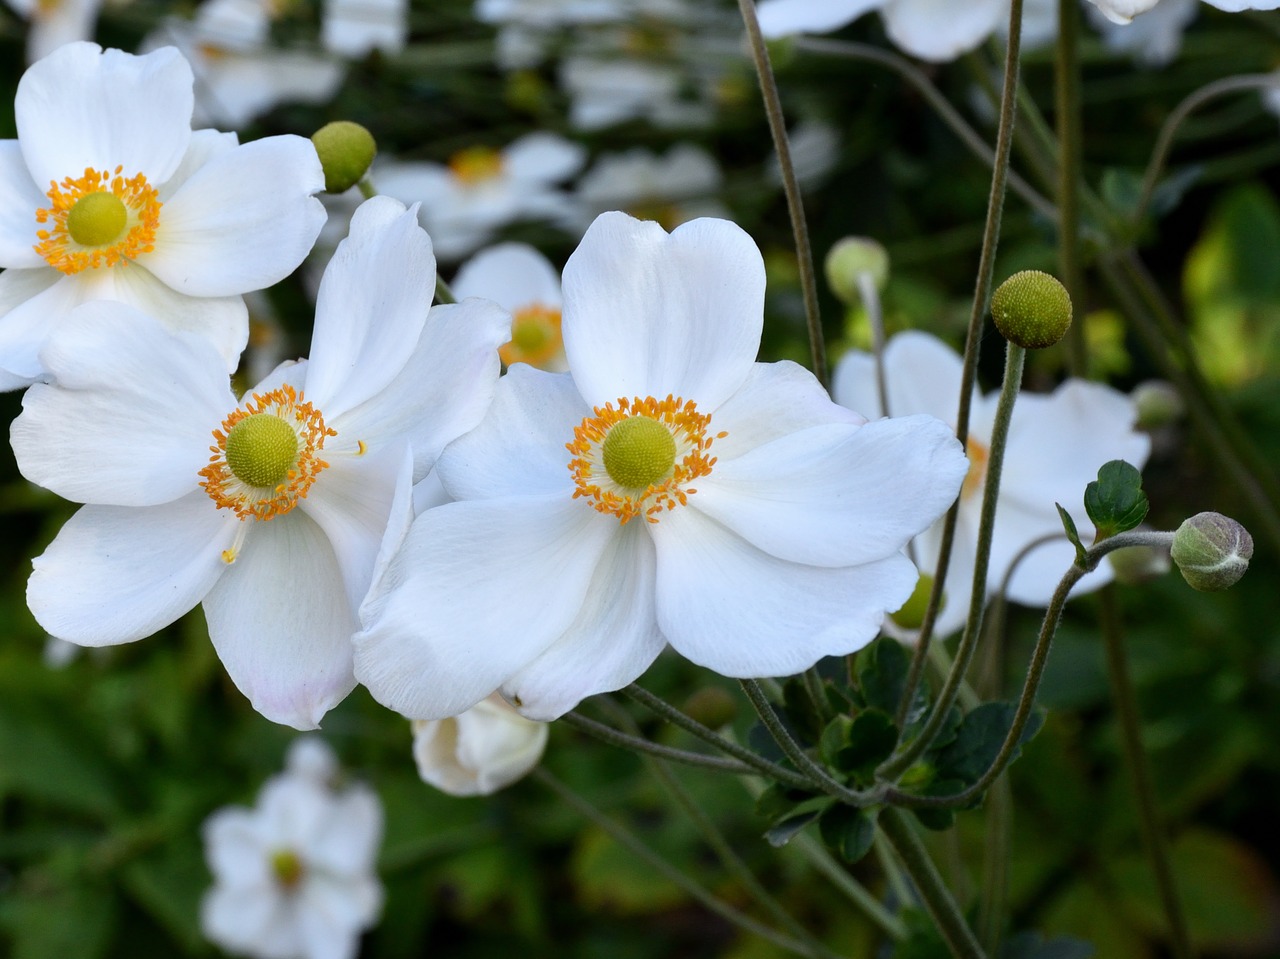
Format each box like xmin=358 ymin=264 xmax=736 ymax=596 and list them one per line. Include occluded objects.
xmin=34 ymin=166 xmax=162 ymax=275
xmin=567 ymin=395 xmax=724 ymax=525
xmin=199 ymin=384 xmax=337 ymax=522
xmin=962 ymin=436 xmax=989 ymax=500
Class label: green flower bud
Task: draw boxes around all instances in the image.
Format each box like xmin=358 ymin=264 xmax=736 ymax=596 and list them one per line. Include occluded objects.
xmin=824 ymin=237 xmax=889 ymax=307
xmin=311 ymin=121 xmax=377 ymax=194
xmin=1131 ymin=380 xmax=1184 ymax=430
xmin=990 ymin=270 xmax=1073 ymax=349
xmin=890 ymin=574 xmax=937 ymax=631
xmin=1170 ymin=512 xmax=1253 ymax=591
xmin=681 ymin=686 xmax=737 ymax=729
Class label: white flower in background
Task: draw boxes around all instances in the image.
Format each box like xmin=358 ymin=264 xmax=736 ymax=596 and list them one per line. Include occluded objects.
xmin=476 ymin=0 xmax=685 ymax=69
xmin=833 ymin=331 xmax=1151 ymax=639
xmin=997 ymin=0 xmax=1058 ymax=49
xmin=412 ymin=694 xmax=549 ymax=796
xmin=570 ymin=143 xmax=727 ymax=232
xmin=0 ymin=42 xmax=326 ymax=389
xmin=756 ymin=0 xmax=1010 ymax=63
xmin=323 ymin=0 xmax=408 ymax=58
xmin=13 ymin=197 xmax=509 ymax=728
xmin=766 ymin=120 xmax=840 ymax=191
xmin=1087 ymin=0 xmax=1198 ymax=66
xmin=373 ymin=132 xmax=585 ymax=261
xmin=4 ymin=0 xmax=106 ymax=63
xmin=453 ymin=242 xmax=568 ymax=371
xmin=354 ymin=212 xmax=968 ymax=722
xmin=1086 ymin=0 xmax=1277 ymax=23
xmin=143 ymin=0 xmax=345 ymax=130
xmin=201 ymin=738 xmax=383 ymax=959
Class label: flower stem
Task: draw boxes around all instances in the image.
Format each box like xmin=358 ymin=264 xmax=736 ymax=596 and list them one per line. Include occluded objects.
xmin=561 ymin=711 xmax=764 ymax=776
xmin=879 ymin=809 xmax=987 ymax=959
xmin=1098 ymin=586 xmax=1195 ymax=959
xmin=737 ymin=0 xmax=826 ymax=386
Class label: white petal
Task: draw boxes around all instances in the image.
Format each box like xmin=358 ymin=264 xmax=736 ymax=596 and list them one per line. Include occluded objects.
xmin=28 ymin=493 xmax=235 ymax=646
xmin=562 ymin=213 xmax=764 ymax=410
xmin=693 ymin=414 xmax=967 ymax=567
xmin=1084 ymin=0 xmax=1160 ymax=22
xmin=756 ymin=0 xmax=885 ymax=37
xmin=143 ymin=135 xmax=325 ymax=297
xmin=158 ymin=128 xmax=240 ymax=201
xmin=831 ymin=330 xmax=968 ymax=422
xmin=502 ymin=522 xmax=665 ymax=720
xmin=435 ymin=365 xmax=587 ymax=501
xmin=503 ymin=131 xmax=587 ymax=183
xmin=202 ymin=806 xmax=271 ymax=885
xmin=451 ymin=242 xmax=562 ymax=312
xmin=201 ymin=884 xmax=285 ymax=956
xmin=652 ymin=508 xmax=919 ymax=677
xmin=14 ymin=302 xmax=232 ymax=506
xmin=297 ymin=876 xmax=379 ymax=959
xmin=0 ymin=267 xmax=63 ymax=382
xmin=354 ymin=495 xmax=615 ymax=720
xmin=16 ymin=43 xmax=194 ymax=189
xmin=24 ymin=0 xmax=102 ymax=64
xmin=882 ymin=0 xmax=1007 ymax=62
xmin=0 ymin=142 xmax=49 ymax=268
xmin=308 ymin=783 xmax=384 ymax=875
xmin=203 ymin=512 xmax=359 ymax=730
xmin=1203 ymin=0 xmax=1280 ymax=8
xmin=305 ymin=197 xmax=436 ymax=417
xmin=333 ymin=299 xmax=509 ymax=479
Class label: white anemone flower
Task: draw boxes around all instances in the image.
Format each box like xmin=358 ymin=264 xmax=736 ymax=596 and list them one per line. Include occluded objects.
xmin=373 ymin=132 xmax=586 ymax=261
xmin=452 ymin=242 xmax=568 ymax=372
xmin=1086 ymin=0 xmax=1277 ymax=23
xmin=756 ymin=0 xmax=1009 ymax=63
xmin=323 ymin=0 xmax=408 ymax=58
xmin=1087 ymin=0 xmax=1198 ymax=64
xmin=0 ymin=42 xmax=326 ymax=390
xmin=411 ymin=694 xmax=549 ymax=796
xmin=13 ymin=197 xmax=510 ymax=729
xmin=569 ymin=143 xmax=727 ymax=233
xmin=833 ymin=331 xmax=1151 ymax=639
xmin=354 ymin=212 xmax=968 ymax=722
xmin=201 ymin=738 xmax=383 ymax=959
xmin=4 ymin=0 xmax=105 ymax=63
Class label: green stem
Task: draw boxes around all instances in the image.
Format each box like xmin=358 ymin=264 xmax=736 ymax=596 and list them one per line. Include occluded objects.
xmin=738 ymin=0 xmax=826 ymax=386
xmin=560 ymin=712 xmax=763 ymax=776
xmin=1054 ymin=0 xmax=1087 ymax=377
xmin=879 ymin=809 xmax=987 ymax=959
xmin=534 ymin=768 xmax=824 ymax=958
xmin=1098 ymin=586 xmax=1195 ymax=959
xmin=882 ymin=343 xmax=1027 ymax=780
xmin=977 ymin=775 xmax=1012 ymax=954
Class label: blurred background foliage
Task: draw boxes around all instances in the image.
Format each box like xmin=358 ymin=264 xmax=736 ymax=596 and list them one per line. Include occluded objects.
xmin=2 ymin=2 xmax=1280 ymax=957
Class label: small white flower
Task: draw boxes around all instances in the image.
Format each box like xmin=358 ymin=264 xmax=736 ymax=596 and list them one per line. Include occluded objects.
xmin=201 ymin=739 xmax=383 ymax=959
xmin=453 ymin=242 xmax=568 ymax=372
xmin=4 ymin=0 xmax=106 ymax=63
xmin=833 ymin=330 xmax=1152 ymax=638
xmin=323 ymin=0 xmax=408 ymax=58
xmin=354 ymin=212 xmax=968 ymax=722
xmin=1087 ymin=0 xmax=1199 ymax=66
xmin=13 ymin=197 xmax=509 ymax=728
xmin=0 ymin=42 xmax=327 ymax=388
xmin=570 ymin=143 xmax=727 ymax=233
xmin=412 ymin=694 xmax=549 ymax=796
xmin=1086 ymin=0 xmax=1277 ymax=24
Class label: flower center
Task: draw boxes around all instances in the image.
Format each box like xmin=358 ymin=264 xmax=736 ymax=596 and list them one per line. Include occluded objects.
xmin=35 ymin=167 xmax=162 ymax=275
xmin=448 ymin=146 xmax=504 ymax=185
xmin=568 ymin=395 xmax=724 ymax=525
xmin=500 ymin=304 xmax=562 ymax=368
xmin=270 ymin=849 xmax=305 ymax=889
xmin=962 ymin=437 xmax=989 ymax=500
xmin=199 ymin=384 xmax=336 ymax=529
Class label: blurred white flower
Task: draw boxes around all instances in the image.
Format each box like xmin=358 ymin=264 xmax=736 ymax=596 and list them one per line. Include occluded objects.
xmin=411 ymin=694 xmax=549 ymax=796
xmin=570 ymin=143 xmax=726 ymax=232
xmin=1086 ymin=0 xmax=1277 ymax=24
xmin=3 ymin=0 xmax=108 ymax=63
xmin=201 ymin=738 xmax=383 ymax=959
xmin=833 ymin=330 xmax=1151 ymax=639
xmin=766 ymin=120 xmax=840 ymax=190
xmin=1087 ymin=0 xmax=1198 ymax=66
xmin=452 ymin=242 xmax=568 ymax=371
xmin=323 ymin=0 xmax=408 ymax=58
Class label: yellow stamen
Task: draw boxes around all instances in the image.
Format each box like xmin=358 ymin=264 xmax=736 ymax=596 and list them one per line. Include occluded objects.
xmin=448 ymin=146 xmax=504 ymax=186
xmin=199 ymin=384 xmax=336 ymax=522
xmin=568 ymin=395 xmax=724 ymax=525
xmin=962 ymin=437 xmax=989 ymax=500
xmin=270 ymin=849 xmax=305 ymax=889
xmin=34 ymin=166 xmax=161 ymax=275
xmin=500 ymin=304 xmax=562 ymax=369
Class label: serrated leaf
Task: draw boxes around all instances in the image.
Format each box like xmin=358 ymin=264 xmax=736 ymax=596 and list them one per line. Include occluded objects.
xmin=837 ymin=709 xmax=899 ymax=782
xmin=1056 ymin=503 xmax=1087 ymax=567
xmin=817 ymin=804 xmax=878 ymax=864
xmin=1083 ymin=460 xmax=1148 ymax=541
xmin=934 ymin=702 xmax=1046 ymax=793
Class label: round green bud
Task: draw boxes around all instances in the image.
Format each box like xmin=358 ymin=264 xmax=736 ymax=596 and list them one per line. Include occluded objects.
xmin=824 ymin=237 xmax=889 ymax=307
xmin=311 ymin=121 xmax=377 ymax=194
xmin=602 ymin=415 xmax=676 ymax=489
xmin=990 ymin=270 xmax=1073 ymax=349
xmin=890 ymin=574 xmax=938 ymax=631
xmin=681 ymin=686 xmax=737 ymax=729
xmin=1131 ymin=380 xmax=1184 ymax=430
xmin=1170 ymin=512 xmax=1253 ymax=591
xmin=225 ymin=413 xmax=299 ymax=489
xmin=67 ymin=191 xmax=128 ymax=247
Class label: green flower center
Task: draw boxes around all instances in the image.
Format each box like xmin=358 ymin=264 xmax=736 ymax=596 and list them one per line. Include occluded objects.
xmin=225 ymin=413 xmax=300 ymax=489
xmin=65 ymin=191 xmax=128 ymax=247
xmin=270 ymin=849 xmax=304 ymax=889
xmin=601 ymin=415 xmax=676 ymax=490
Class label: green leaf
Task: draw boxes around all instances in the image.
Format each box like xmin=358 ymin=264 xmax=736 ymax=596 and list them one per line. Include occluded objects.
xmin=910 ymin=777 xmax=966 ymax=831
xmin=764 ymin=808 xmax=823 ymax=848
xmin=2 ymin=885 xmax=116 ymax=959
xmin=817 ymin=804 xmax=878 ymax=864
xmin=1056 ymin=503 xmax=1087 ymax=567
xmin=934 ymin=702 xmax=1045 ymax=793
xmin=836 ymin=709 xmax=899 ymax=782
xmin=856 ymin=637 xmax=923 ymax=721
xmin=818 ymin=714 xmax=853 ymax=769
xmin=1083 ymin=460 xmax=1148 ymax=541
xmin=782 ymin=676 xmax=826 ymax=745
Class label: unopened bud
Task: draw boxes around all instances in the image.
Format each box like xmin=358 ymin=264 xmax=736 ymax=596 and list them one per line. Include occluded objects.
xmin=824 ymin=237 xmax=889 ymax=307
xmin=311 ymin=121 xmax=377 ymax=193
xmin=890 ymin=574 xmax=937 ymax=631
xmin=1170 ymin=512 xmax=1253 ymax=591
xmin=990 ymin=270 xmax=1073 ymax=349
xmin=1131 ymin=380 xmax=1184 ymax=430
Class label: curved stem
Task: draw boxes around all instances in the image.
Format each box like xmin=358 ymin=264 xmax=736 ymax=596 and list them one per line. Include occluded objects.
xmin=738 ymin=0 xmax=826 ymax=386
xmin=561 ymin=712 xmax=763 ymax=776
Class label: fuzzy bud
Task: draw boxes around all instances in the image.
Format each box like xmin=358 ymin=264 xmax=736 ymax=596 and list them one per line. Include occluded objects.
xmin=824 ymin=237 xmax=889 ymax=307
xmin=990 ymin=270 xmax=1073 ymax=349
xmin=311 ymin=121 xmax=377 ymax=194
xmin=1170 ymin=512 xmax=1253 ymax=591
